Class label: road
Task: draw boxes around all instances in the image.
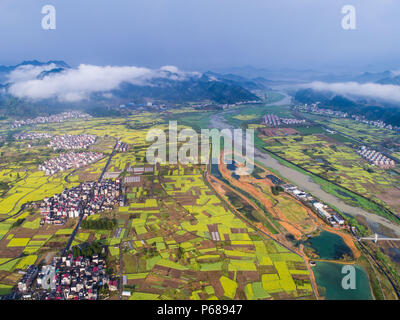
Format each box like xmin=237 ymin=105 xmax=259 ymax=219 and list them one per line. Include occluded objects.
xmin=64 ymin=140 xmax=119 ymax=253
xmin=118 ymin=242 xmax=123 ymax=299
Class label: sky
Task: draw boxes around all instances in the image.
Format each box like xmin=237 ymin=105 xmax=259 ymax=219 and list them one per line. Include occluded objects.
xmin=0 ymin=0 xmax=399 ymax=72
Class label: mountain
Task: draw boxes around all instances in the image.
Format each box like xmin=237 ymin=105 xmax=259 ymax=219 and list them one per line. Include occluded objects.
xmin=0 ymin=60 xmax=70 ymax=73
xmin=112 ymin=74 xmax=260 ymax=104
xmin=0 ymin=61 xmax=261 ymax=118
xmin=213 ymin=66 xmax=356 ymax=83
xmin=0 ymin=60 xmax=70 ymax=83
xmin=203 ymin=71 xmax=267 ymax=90
xmin=376 ymin=75 xmax=400 ymax=85
xmin=352 ymin=70 xmax=394 ymax=83
xmin=345 ymin=70 xmax=400 ymax=85
xmin=294 ymin=88 xmax=400 ymax=126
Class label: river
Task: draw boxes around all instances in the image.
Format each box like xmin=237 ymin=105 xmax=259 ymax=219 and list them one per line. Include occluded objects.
xmin=209 ymin=92 xmax=400 ymax=237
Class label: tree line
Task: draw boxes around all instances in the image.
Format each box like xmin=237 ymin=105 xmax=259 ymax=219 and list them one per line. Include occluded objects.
xmin=81 ymin=218 xmax=117 ymax=230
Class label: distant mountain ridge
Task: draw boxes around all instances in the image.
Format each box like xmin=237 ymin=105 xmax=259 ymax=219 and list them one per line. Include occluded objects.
xmin=0 ymin=60 xmax=70 ymax=83
xmin=0 ymin=60 xmax=261 ymax=119
xmin=112 ymin=73 xmax=260 ymax=104
xmin=203 ymin=71 xmax=267 ymax=90
xmin=0 ymin=60 xmax=70 ymax=73
xmin=352 ymin=70 xmax=394 ymax=83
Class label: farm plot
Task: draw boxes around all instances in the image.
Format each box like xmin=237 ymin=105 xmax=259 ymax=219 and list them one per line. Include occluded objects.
xmin=262 ymin=133 xmax=400 ymax=213
xmin=116 ymin=164 xmax=314 ymax=300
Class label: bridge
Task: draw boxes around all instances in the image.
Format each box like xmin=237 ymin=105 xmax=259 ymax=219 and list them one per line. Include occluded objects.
xmin=360 ymin=233 xmax=400 ymax=243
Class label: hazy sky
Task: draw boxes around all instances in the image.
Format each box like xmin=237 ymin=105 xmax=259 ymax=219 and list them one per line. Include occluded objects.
xmin=0 ymin=0 xmax=399 ymax=72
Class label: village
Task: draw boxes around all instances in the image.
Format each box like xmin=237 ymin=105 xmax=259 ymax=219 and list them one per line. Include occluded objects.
xmin=38 ymin=151 xmax=104 ymax=176
xmin=14 ymin=132 xmax=52 ymax=141
xmin=358 ymin=146 xmax=396 ymax=169
xmin=11 ymin=111 xmax=92 ymax=128
xmin=295 ymin=103 xmax=400 ymax=131
xmin=262 ymin=113 xmax=306 ymax=127
xmin=49 ymin=134 xmax=97 ymax=150
xmin=295 ymin=103 xmax=349 ymax=118
xmin=39 ymin=178 xmax=122 ymax=226
xmin=16 ymin=250 xmax=118 ymax=300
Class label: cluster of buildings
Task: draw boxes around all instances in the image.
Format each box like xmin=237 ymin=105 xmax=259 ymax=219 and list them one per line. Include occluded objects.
xmin=116 ymin=101 xmax=169 ymax=111
xmin=282 ymin=184 xmax=345 ymax=227
xmin=39 ymin=179 xmax=122 ymax=225
xmin=263 ymin=114 xmax=306 ymax=126
xmin=11 ymin=111 xmax=92 ymax=128
xmin=351 ymin=115 xmax=400 ymax=131
xmin=14 ymin=132 xmax=52 ymax=140
xmin=236 ymin=100 xmax=263 ymax=105
xmin=193 ymin=102 xmax=237 ymax=110
xmin=17 ymin=265 xmax=39 ymax=295
xmin=38 ymin=254 xmax=117 ymax=300
xmin=358 ymin=146 xmax=396 ymax=169
xmin=49 ymin=134 xmax=97 ymax=150
xmin=127 ymin=166 xmax=153 ymax=174
xmin=38 ymin=152 xmax=104 ymax=176
xmin=295 ymin=104 xmax=349 ymax=118
xmin=115 ymin=140 xmax=129 ymax=152
xmin=295 ymin=104 xmax=400 ymax=132
xmin=193 ymin=100 xmax=262 ymax=110
xmin=17 ymin=253 xmax=118 ymax=300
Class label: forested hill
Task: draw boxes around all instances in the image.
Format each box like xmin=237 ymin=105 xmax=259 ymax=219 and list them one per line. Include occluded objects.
xmin=295 ymin=88 xmax=400 ymax=127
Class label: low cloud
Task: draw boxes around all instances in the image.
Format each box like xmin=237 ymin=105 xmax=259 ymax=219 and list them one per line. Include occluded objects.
xmin=7 ymin=63 xmax=58 ymax=82
xmin=6 ymin=64 xmax=199 ymax=102
xmin=304 ymin=81 xmax=400 ymax=104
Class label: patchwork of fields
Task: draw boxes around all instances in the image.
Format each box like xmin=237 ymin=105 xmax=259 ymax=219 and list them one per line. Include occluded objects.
xmin=112 ymin=165 xmax=314 ymax=300
xmin=0 ymin=113 xmax=315 ymax=299
xmin=261 ymin=133 xmax=400 ymax=214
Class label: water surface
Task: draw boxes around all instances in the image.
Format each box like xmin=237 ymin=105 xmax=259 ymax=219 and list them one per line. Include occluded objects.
xmin=313 ymin=261 xmax=373 ymax=300
xmin=305 ymin=231 xmax=353 ymax=260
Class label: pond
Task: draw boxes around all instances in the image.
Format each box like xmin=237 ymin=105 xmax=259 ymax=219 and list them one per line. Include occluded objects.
xmin=305 ymin=230 xmax=353 ymax=260
xmin=313 ymin=261 xmax=373 ymax=300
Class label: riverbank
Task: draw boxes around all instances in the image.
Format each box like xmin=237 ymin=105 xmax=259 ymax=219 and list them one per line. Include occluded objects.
xmin=208 ymin=97 xmax=400 ymax=237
